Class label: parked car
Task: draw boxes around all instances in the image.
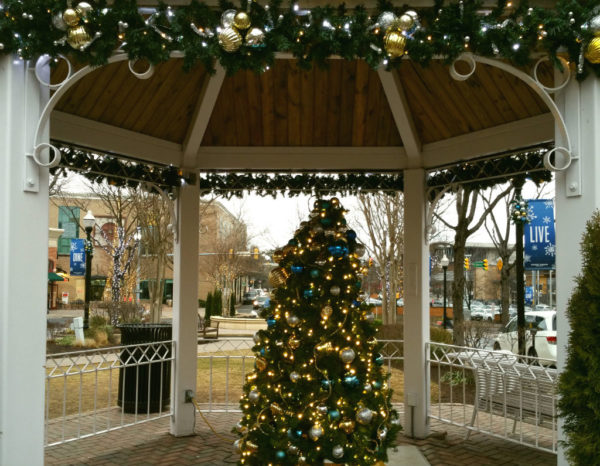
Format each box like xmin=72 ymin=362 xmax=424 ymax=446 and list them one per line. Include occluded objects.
xmin=242 ymin=290 xmax=259 ymax=305
xmin=252 ymin=295 xmax=270 ymax=310
xmin=470 ymin=305 xmax=495 ymax=321
xmin=492 ymin=310 xmax=557 ymax=365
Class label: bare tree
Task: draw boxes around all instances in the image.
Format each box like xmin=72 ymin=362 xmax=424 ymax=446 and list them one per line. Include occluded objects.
xmin=355 ymin=192 xmax=404 ymax=325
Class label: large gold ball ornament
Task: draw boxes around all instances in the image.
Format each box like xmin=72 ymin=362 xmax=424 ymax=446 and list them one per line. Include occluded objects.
xmin=75 ymin=2 xmax=93 ymax=22
xmin=282 ymin=244 xmax=296 ymax=257
xmin=233 ymin=11 xmax=251 ymax=30
xmin=339 ymin=418 xmax=355 ymax=434
xmin=218 ymin=27 xmax=243 ymax=53
xmin=62 ymin=8 xmax=80 ymax=27
xmin=384 ymin=30 xmax=407 ymax=58
xmin=585 ymin=36 xmax=600 ymax=64
xmin=255 ymin=356 xmax=268 ymax=371
xmin=245 ymin=27 xmax=265 ymax=47
xmin=272 ymin=249 xmax=283 ymax=262
xmin=269 ymin=267 xmax=290 ymax=288
xmin=394 ymin=14 xmax=414 ymax=31
xmin=288 ymin=336 xmax=301 ymax=349
xmin=67 ymin=25 xmax=92 ymax=49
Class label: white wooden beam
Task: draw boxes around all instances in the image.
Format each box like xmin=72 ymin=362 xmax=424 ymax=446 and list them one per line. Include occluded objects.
xmin=421 ymin=113 xmax=554 ymax=168
xmin=196 ymin=146 xmax=407 ymax=171
xmin=182 ymin=64 xmax=226 ymax=168
xmin=378 ymin=68 xmax=422 ymax=165
xmin=50 ymin=111 xmax=182 ymax=165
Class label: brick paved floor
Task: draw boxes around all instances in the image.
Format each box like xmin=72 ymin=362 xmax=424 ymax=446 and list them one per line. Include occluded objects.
xmin=46 ymin=412 xmax=557 ymax=466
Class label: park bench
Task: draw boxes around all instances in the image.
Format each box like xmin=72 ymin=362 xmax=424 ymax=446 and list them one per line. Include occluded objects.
xmin=465 ymin=351 xmax=557 ymax=438
xmin=198 ymin=315 xmax=219 ymax=339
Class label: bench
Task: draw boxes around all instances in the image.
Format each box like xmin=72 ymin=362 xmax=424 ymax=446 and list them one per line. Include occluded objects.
xmin=465 ymin=351 xmax=557 ymax=438
xmin=198 ymin=315 xmax=219 ymax=339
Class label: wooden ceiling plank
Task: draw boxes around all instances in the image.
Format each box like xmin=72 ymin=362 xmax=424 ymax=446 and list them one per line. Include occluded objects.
xmin=97 ymin=64 xmax=145 ymax=125
xmin=86 ymin=62 xmax=132 ymax=122
xmin=300 ymin=65 xmax=315 ymax=146
xmin=484 ymin=66 xmax=531 ymax=120
xmin=273 ymin=60 xmax=289 ymax=146
xmin=458 ymin=67 xmax=506 ymax=128
xmin=220 ymin=77 xmax=240 ymax=146
xmin=326 ymin=60 xmax=343 ymax=146
xmin=67 ymin=63 xmax=121 ymax=118
xmin=362 ymin=69 xmax=382 ymax=146
xmin=182 ymin=64 xmax=225 ymax=165
xmin=338 ymin=61 xmax=357 ymax=146
xmin=351 ymin=60 xmax=370 ymax=147
xmin=474 ymin=64 xmax=519 ymax=123
xmin=287 ymin=62 xmax=302 ymax=146
xmin=245 ymin=70 xmax=264 ymax=146
xmin=259 ymin=68 xmax=276 ymax=146
xmin=312 ymin=65 xmax=330 ymax=146
xmin=375 ymin=84 xmax=393 ymax=146
xmin=378 ymin=67 xmax=421 ymax=160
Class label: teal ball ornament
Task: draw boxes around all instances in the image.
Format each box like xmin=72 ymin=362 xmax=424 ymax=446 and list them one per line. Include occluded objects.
xmin=276 ymin=450 xmax=286 ymax=459
xmin=328 ymin=409 xmax=341 ymax=420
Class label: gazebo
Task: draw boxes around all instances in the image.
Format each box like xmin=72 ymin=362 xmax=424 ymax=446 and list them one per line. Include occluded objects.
xmin=0 ymin=1 xmax=596 ymax=464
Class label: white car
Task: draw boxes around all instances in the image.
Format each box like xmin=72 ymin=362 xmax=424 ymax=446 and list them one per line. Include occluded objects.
xmin=470 ymin=305 xmax=495 ymax=321
xmin=364 ymin=297 xmax=382 ymax=306
xmin=492 ymin=310 xmax=557 ymax=365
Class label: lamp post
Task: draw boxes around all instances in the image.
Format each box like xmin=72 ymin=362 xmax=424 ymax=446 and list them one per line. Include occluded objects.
xmin=83 ymin=210 xmax=95 ymax=330
xmin=134 ymin=227 xmax=141 ymax=303
xmin=440 ymin=254 xmax=450 ymax=329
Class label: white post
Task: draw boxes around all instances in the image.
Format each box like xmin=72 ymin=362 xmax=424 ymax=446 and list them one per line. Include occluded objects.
xmin=555 ymin=75 xmax=600 ymax=465
xmin=402 ymin=168 xmax=430 ymax=438
xmin=170 ymin=181 xmax=199 ymax=436
xmin=0 ymin=57 xmax=49 ymax=465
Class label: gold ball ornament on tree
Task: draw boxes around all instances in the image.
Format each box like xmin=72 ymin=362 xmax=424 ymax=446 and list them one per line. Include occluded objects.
xmin=339 ymin=418 xmax=355 ymax=434
xmin=288 ymin=335 xmax=301 ymax=349
xmin=218 ymin=27 xmax=243 ymax=53
xmin=245 ymin=27 xmax=265 ymax=47
xmin=269 ymin=267 xmax=290 ymax=287
xmin=75 ymin=2 xmax=93 ymax=22
xmin=585 ymin=36 xmax=600 ymax=64
xmin=233 ymin=11 xmax=251 ymax=30
xmin=394 ymin=14 xmax=415 ymax=31
xmin=321 ymin=305 xmax=333 ymax=319
xmin=384 ymin=30 xmax=407 ymax=58
xmin=62 ymin=8 xmax=80 ymax=27
xmin=255 ymin=356 xmax=268 ymax=371
xmin=67 ymin=25 xmax=92 ymax=49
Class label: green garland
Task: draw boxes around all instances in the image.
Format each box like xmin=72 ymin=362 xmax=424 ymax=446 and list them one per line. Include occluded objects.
xmin=1 ymin=0 xmax=600 ymax=78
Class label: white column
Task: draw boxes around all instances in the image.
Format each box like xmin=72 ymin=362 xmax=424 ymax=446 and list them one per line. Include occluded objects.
xmin=555 ymin=75 xmax=600 ymax=465
xmin=170 ymin=180 xmax=200 ymax=436
xmin=402 ymin=168 xmax=430 ymax=438
xmin=0 ymin=57 xmax=49 ymax=465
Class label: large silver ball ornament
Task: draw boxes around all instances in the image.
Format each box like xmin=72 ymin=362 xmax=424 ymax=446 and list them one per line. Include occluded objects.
xmin=332 ymin=445 xmax=344 ymax=459
xmin=248 ymin=389 xmax=260 ymax=403
xmin=287 ymin=314 xmax=301 ymax=328
xmin=309 ymin=424 xmax=323 ymax=440
xmin=245 ymin=27 xmax=265 ymax=47
xmin=330 ymin=286 xmax=341 ymax=296
xmin=356 ymin=407 xmax=374 ymax=425
xmin=290 ymin=371 xmax=301 ymax=383
xmin=363 ymin=383 xmax=372 ymax=393
xmin=253 ymin=332 xmax=261 ymax=344
xmin=339 ymin=347 xmax=356 ymax=364
xmin=377 ymin=11 xmax=397 ymax=30
xmin=52 ymin=13 xmax=68 ymax=30
xmin=75 ymin=2 xmax=93 ymax=21
xmin=221 ymin=9 xmax=237 ymax=28
xmin=590 ymin=15 xmax=600 ymax=34
xmin=317 ymin=405 xmax=328 ymax=415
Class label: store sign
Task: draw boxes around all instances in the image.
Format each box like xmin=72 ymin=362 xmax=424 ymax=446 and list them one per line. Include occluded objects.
xmin=524 ymin=199 xmax=555 ymax=270
xmin=70 ymin=239 xmax=86 ymax=276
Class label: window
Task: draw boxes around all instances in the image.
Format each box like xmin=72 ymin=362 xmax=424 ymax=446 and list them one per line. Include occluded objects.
xmin=57 ymin=206 xmax=80 ymax=255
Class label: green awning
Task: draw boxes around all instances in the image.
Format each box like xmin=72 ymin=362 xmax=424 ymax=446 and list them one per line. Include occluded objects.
xmin=48 ymin=272 xmax=65 ymax=282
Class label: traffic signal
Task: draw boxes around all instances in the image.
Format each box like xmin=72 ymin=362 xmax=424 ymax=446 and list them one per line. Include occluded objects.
xmin=483 ymin=259 xmax=488 ymax=271
xmin=253 ymin=246 xmax=259 ymax=259
xmin=368 ymin=258 xmax=374 ymax=267
xmin=464 ymin=258 xmax=470 ymax=270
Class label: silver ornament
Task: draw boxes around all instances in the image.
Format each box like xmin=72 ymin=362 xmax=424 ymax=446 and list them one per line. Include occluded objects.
xmin=221 ymin=9 xmax=237 ymax=28
xmin=391 ymin=417 xmax=402 ymax=427
xmin=290 ymin=371 xmax=301 ymax=383
xmin=365 ymin=312 xmax=375 ymax=323
xmin=590 ymin=15 xmax=600 ymax=34
xmin=248 ymin=389 xmax=260 ymax=403
xmin=253 ymin=332 xmax=261 ymax=344
xmin=298 ymin=456 xmax=307 ymax=464
xmin=75 ymin=2 xmax=93 ymax=21
xmin=378 ymin=426 xmax=388 ymax=439
xmin=287 ymin=315 xmax=300 ymax=327
xmin=317 ymin=405 xmax=328 ymax=415
xmin=321 ymin=305 xmax=333 ymax=319
xmin=354 ymin=243 xmax=366 ymax=257
xmin=377 ymin=11 xmax=397 ymax=30
xmin=356 ymin=407 xmax=374 ymax=425
xmin=52 ymin=13 xmax=68 ymax=30
xmin=288 ymin=445 xmax=299 ymax=455
xmin=340 ymin=347 xmax=356 ymax=364
xmin=309 ymin=424 xmax=323 ymax=440
xmin=330 ymin=286 xmax=341 ymax=296
xmin=0 ymin=43 xmax=4 ymax=50
xmin=332 ymin=445 xmax=344 ymax=459
xmin=245 ymin=27 xmax=265 ymax=47
xmin=235 ymin=421 xmax=245 ymax=432
xmin=234 ymin=439 xmax=242 ymax=452
xmin=363 ymin=383 xmax=372 ymax=393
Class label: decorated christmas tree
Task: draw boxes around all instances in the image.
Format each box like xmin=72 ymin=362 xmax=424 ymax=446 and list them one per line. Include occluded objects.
xmin=234 ymin=198 xmax=400 ymax=465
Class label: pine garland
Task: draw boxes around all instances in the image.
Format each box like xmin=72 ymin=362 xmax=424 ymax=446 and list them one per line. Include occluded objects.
xmin=1 ymin=0 xmax=600 ymax=78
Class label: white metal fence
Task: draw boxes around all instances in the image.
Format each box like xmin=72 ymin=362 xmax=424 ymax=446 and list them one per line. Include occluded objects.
xmin=45 ymin=340 xmax=173 ymax=446
xmin=427 ymin=342 xmax=558 ymax=453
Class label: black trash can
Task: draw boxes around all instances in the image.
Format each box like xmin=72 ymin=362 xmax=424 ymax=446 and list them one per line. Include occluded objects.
xmin=117 ymin=323 xmax=172 ymax=414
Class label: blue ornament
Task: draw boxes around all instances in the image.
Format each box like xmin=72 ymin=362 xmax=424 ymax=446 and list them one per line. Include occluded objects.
xmin=310 ymin=269 xmax=320 ymax=278
xmin=352 ymin=300 xmax=360 ymax=307
xmin=374 ymin=354 xmax=384 ymax=366
xmin=343 ymin=375 xmax=360 ymax=388
xmin=303 ymin=289 xmax=314 ymax=298
xmin=321 ymin=379 xmax=333 ymax=389
xmin=291 ymin=265 xmax=304 ymax=273
xmin=328 ymin=409 xmax=341 ymax=420
xmin=260 ymin=348 xmax=266 ymax=356
xmin=276 ymin=450 xmax=286 ymax=459
xmin=372 ymin=380 xmax=382 ymax=389
xmin=267 ymin=318 xmax=276 ymax=328
xmin=346 ymin=230 xmax=357 ymax=240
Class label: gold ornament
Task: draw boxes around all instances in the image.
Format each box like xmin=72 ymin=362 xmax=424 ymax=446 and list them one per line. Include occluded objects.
xmin=585 ymin=36 xmax=600 ymax=64
xmin=245 ymin=441 xmax=259 ymax=452
xmin=75 ymin=2 xmax=93 ymax=22
xmin=218 ymin=27 xmax=242 ymax=53
xmin=282 ymin=244 xmax=296 ymax=257
xmin=245 ymin=27 xmax=265 ymax=47
xmin=269 ymin=267 xmax=290 ymax=287
xmin=233 ymin=11 xmax=251 ymax=30
xmin=395 ymin=14 xmax=414 ymax=31
xmin=270 ymin=402 xmax=283 ymax=414
xmin=272 ymin=249 xmax=283 ymax=262
xmin=62 ymin=8 xmax=80 ymax=27
xmin=321 ymin=305 xmax=333 ymax=319
xmin=384 ymin=30 xmax=406 ymax=58
xmin=255 ymin=356 xmax=268 ymax=371
xmin=288 ymin=336 xmax=301 ymax=350
xmin=67 ymin=25 xmax=92 ymax=49
xmin=374 ymin=462 xmax=386 ymax=466
xmin=339 ymin=418 xmax=355 ymax=434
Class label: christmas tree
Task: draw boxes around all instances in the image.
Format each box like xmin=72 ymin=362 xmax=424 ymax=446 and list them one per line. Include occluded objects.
xmin=234 ymin=198 xmax=401 ymax=465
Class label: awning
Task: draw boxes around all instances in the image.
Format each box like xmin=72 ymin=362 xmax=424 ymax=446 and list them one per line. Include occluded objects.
xmin=48 ymin=272 xmax=65 ymax=282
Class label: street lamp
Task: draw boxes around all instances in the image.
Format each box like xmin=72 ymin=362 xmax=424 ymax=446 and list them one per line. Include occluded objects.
xmin=440 ymin=254 xmax=450 ymax=329
xmin=134 ymin=227 xmax=142 ymax=303
xmin=83 ymin=210 xmax=95 ymax=330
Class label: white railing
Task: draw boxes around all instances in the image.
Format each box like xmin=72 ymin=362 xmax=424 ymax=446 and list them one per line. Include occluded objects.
xmin=45 ymin=340 xmax=174 ymax=446
xmin=427 ymin=342 xmax=557 ymax=453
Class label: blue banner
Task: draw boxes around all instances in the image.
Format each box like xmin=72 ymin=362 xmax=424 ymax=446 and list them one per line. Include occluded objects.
xmin=70 ymin=239 xmax=86 ymax=276
xmin=525 ymin=286 xmax=534 ymax=305
xmin=524 ymin=199 xmax=555 ymax=270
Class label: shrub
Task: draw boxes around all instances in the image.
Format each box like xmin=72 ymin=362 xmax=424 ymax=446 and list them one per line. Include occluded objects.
xmin=229 ymin=294 xmax=236 ymax=317
xmin=56 ymin=335 xmax=75 ymax=346
xmin=559 ymin=211 xmax=600 ymax=464
xmin=198 ymin=299 xmax=206 ymax=308
xmin=430 ymin=326 xmax=453 ymax=345
xmin=213 ymin=289 xmax=223 ymax=316
xmin=205 ymin=292 xmax=213 ymax=324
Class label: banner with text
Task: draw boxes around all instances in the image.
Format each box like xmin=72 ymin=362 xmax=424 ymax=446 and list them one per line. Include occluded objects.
xmin=524 ymin=199 xmax=555 ymax=270
xmin=70 ymin=238 xmax=86 ymax=276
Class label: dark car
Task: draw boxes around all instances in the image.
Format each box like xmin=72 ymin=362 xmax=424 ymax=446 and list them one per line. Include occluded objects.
xmin=242 ymin=290 xmax=258 ymax=305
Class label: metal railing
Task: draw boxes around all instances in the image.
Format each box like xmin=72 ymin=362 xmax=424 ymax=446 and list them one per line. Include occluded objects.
xmin=427 ymin=342 xmax=558 ymax=453
xmin=45 ymin=340 xmax=174 ymax=446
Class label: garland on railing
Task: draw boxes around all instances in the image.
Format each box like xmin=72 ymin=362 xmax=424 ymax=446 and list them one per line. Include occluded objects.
xmin=1 ymin=0 xmax=600 ymax=77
